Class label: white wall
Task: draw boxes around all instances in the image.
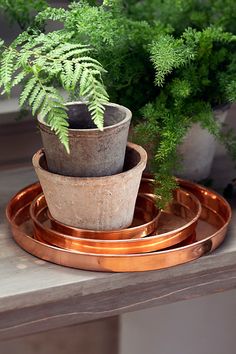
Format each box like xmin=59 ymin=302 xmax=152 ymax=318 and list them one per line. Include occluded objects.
xmin=120 ymin=289 xmax=236 ymax=354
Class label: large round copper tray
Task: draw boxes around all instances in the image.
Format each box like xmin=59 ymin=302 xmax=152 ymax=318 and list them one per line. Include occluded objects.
xmin=6 ymin=179 xmax=231 ymax=272
xmin=29 ymin=189 xmax=200 ymax=254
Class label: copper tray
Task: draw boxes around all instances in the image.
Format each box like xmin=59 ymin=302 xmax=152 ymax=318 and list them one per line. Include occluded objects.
xmin=6 ymin=180 xmax=231 ymax=272
xmin=30 ymin=189 xmax=201 ymax=254
xmin=33 ymin=193 xmax=161 ymax=241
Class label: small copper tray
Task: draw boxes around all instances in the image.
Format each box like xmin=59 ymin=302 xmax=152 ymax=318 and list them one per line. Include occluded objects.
xmin=6 ymin=179 xmax=231 ymax=272
xmin=29 ymin=188 xmax=200 ymax=254
xmin=34 ymin=194 xmax=160 ymax=240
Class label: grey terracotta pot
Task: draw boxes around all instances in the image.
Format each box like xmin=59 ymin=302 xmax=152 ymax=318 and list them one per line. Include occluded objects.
xmin=38 ymin=102 xmax=132 ymax=177
xmin=176 ymin=104 xmax=231 ymax=181
xmin=32 ymin=142 xmax=147 ymax=231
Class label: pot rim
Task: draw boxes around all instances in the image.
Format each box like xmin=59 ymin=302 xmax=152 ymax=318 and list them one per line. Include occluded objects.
xmin=32 ymin=142 xmax=147 ymax=182
xmin=37 ymin=101 xmax=132 ymax=135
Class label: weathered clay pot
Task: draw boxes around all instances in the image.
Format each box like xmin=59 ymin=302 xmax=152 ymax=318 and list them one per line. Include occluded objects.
xmin=176 ymin=104 xmax=231 ymax=181
xmin=32 ymin=142 xmax=147 ymax=231
xmin=38 ymin=102 xmax=132 ymax=177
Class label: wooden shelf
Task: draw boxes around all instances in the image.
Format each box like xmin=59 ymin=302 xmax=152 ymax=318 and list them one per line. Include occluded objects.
xmin=0 ymin=166 xmax=236 ymax=341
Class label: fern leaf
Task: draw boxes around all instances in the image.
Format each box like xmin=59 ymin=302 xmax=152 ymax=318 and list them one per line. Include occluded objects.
xmin=28 ymin=82 xmax=70 ymax=152
xmin=32 ymin=90 xmax=45 ymax=115
xmin=19 ymin=77 xmax=37 ymax=106
xmin=0 ymin=48 xmax=16 ymax=93
xmin=71 ymin=64 xmax=83 ymax=89
xmin=38 ymin=102 xmax=51 ymax=120
xmin=19 ymin=51 xmax=32 ymax=68
xmin=88 ymin=102 xmax=105 ymax=130
xmin=11 ymin=70 xmax=27 ymax=87
xmin=28 ymin=85 xmax=41 ymax=106
xmin=35 ymin=7 xmax=67 ymax=24
xmin=50 ymin=44 xmax=90 ymax=59
xmin=61 ymin=48 xmax=91 ymax=60
xmin=79 ymin=68 xmax=91 ymax=96
xmin=46 ymin=105 xmax=69 ymax=153
xmin=12 ymin=31 xmax=32 ymax=48
xmin=61 ymin=61 xmax=74 ymax=91
xmin=77 ymin=57 xmax=107 ymax=73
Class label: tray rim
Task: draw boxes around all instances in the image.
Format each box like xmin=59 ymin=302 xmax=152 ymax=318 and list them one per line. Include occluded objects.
xmin=30 ymin=188 xmax=200 ymax=246
xmin=6 ymin=180 xmax=231 ymax=258
xmin=33 ymin=192 xmax=161 ymax=241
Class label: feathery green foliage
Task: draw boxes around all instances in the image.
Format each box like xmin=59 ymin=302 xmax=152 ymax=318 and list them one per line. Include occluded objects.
xmin=134 ymin=25 xmax=236 ymax=206
xmin=151 ymin=27 xmax=236 ymax=105
xmin=126 ymin=0 xmax=236 ymax=35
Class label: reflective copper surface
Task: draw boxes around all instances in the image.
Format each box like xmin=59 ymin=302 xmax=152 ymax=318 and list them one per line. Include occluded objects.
xmin=6 ymin=179 xmax=231 ymax=272
xmin=43 ymin=194 xmax=160 ymax=240
xmin=29 ymin=188 xmax=200 ymax=254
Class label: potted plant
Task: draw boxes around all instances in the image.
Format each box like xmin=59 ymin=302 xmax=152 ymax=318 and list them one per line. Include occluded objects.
xmin=3 ymin=0 xmax=236 ymax=211
xmin=0 ymin=7 xmax=147 ymax=230
xmin=0 ymin=20 xmax=134 ymax=175
xmin=34 ymin=1 xmax=160 ymax=118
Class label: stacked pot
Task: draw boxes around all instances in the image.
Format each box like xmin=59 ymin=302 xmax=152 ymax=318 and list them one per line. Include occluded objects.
xmin=33 ymin=102 xmax=147 ymax=232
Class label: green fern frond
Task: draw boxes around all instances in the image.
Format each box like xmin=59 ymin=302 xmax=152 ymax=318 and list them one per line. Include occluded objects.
xmin=45 ymin=105 xmax=69 ymax=153
xmin=61 ymin=60 xmax=74 ymax=91
xmin=79 ymin=69 xmax=109 ymax=129
xmin=50 ymin=44 xmax=91 ymax=59
xmin=38 ymin=102 xmax=51 ymax=120
xmin=12 ymin=30 xmax=40 ymax=48
xmin=35 ymin=7 xmax=67 ymax=24
xmin=11 ymin=70 xmax=28 ymax=87
xmin=28 ymin=85 xmax=41 ymax=106
xmin=32 ymin=90 xmax=45 ymax=115
xmin=0 ymin=48 xmax=17 ymax=94
xmin=71 ymin=65 xmax=83 ymax=90
xmin=19 ymin=77 xmax=38 ymax=106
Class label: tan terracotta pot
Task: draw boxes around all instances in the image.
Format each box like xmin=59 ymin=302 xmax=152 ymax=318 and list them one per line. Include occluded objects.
xmin=32 ymin=142 xmax=147 ymax=231
xmin=38 ymin=102 xmax=132 ymax=177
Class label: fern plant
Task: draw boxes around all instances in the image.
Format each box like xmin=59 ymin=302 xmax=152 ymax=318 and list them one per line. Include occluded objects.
xmin=0 ymin=27 xmax=109 ymax=152
xmin=34 ymin=1 xmax=164 ymax=117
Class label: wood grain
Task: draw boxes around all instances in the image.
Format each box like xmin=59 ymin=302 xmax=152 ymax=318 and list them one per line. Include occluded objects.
xmin=0 ymin=166 xmax=236 ymax=340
